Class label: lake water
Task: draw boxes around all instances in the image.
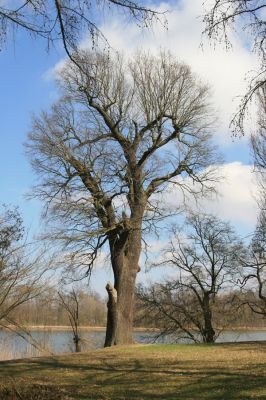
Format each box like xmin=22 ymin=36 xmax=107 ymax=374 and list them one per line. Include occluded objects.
xmin=0 ymin=328 xmax=266 ymax=360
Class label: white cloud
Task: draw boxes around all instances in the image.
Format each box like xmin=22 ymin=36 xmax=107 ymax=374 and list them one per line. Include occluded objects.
xmin=43 ymin=58 xmax=67 ymax=82
xmin=201 ymin=162 xmax=258 ymax=231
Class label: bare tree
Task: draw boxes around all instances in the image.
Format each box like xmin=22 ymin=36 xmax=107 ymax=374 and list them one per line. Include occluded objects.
xmin=0 ymin=205 xmax=50 ymax=337
xmin=202 ymin=0 xmax=266 ymax=135
xmin=0 ymin=0 xmax=164 ymax=63
xmin=26 ymin=50 xmax=220 ymax=346
xmin=58 ymin=288 xmax=82 ymax=352
xmin=139 ymin=213 xmax=245 ymax=343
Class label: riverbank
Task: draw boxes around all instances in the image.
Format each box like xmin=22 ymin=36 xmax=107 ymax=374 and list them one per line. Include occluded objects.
xmin=1 ymin=325 xmax=157 ymax=332
xmin=3 ymin=324 xmax=266 ymax=331
xmin=0 ymin=342 xmax=265 ymax=399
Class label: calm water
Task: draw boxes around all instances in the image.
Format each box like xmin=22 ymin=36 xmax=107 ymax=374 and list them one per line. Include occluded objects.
xmin=0 ymin=329 xmax=266 ymax=360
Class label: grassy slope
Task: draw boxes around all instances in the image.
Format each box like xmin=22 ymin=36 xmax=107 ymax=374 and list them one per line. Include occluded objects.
xmin=0 ymin=342 xmax=266 ymax=399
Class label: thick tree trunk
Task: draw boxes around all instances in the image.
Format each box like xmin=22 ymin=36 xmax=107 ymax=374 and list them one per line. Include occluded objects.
xmin=104 ymin=228 xmax=142 ymax=347
xmin=202 ymin=294 xmax=215 ymax=343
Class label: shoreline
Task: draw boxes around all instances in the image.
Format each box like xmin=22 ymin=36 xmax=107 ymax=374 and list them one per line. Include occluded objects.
xmin=1 ymin=325 xmax=266 ymax=332
xmin=1 ymin=325 xmax=157 ymax=332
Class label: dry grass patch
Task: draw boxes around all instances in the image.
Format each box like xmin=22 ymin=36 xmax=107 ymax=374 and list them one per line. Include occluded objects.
xmin=0 ymin=343 xmax=265 ymax=399
xmin=0 ymin=381 xmax=72 ymax=399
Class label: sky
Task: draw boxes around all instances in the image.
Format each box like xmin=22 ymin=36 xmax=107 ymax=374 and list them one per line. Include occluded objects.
xmin=0 ymin=0 xmax=261 ymax=294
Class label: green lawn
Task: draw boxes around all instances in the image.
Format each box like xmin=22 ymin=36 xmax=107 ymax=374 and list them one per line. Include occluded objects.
xmin=0 ymin=342 xmax=266 ymax=399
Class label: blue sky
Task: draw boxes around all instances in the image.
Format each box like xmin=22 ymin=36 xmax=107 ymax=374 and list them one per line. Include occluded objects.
xmin=0 ymin=0 xmax=260 ymax=293
xmin=0 ymin=31 xmax=63 ymax=230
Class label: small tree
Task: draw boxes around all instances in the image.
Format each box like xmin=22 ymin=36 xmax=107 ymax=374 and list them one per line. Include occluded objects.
xmin=139 ymin=213 xmax=245 ymax=343
xmin=26 ymin=50 xmax=220 ymax=346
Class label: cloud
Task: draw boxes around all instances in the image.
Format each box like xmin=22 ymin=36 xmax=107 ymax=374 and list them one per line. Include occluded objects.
xmin=43 ymin=59 xmax=66 ymax=82
xmin=100 ymin=0 xmax=258 ymax=142
xmin=201 ymin=162 xmax=258 ymax=230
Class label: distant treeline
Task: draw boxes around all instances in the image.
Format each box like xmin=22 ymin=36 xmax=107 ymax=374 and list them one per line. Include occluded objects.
xmin=7 ymin=286 xmax=266 ymax=329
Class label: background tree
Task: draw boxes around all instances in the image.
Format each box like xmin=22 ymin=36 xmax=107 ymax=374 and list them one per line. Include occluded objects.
xmin=138 ymin=213 xmax=245 ymax=343
xmin=26 ymin=50 xmax=220 ymax=346
xmin=13 ymin=286 xmax=106 ymax=327
xmin=203 ymin=0 xmax=266 ymax=135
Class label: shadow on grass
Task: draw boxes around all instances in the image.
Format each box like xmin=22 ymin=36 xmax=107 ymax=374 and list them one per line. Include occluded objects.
xmin=0 ymin=344 xmax=265 ymax=399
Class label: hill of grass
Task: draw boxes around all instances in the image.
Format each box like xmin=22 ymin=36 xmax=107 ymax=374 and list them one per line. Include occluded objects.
xmin=0 ymin=342 xmax=266 ymax=399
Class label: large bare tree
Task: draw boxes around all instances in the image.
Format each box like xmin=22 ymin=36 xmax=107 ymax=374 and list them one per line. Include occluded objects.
xmin=26 ymin=50 xmax=220 ymax=346
xmin=203 ymin=0 xmax=266 ymax=135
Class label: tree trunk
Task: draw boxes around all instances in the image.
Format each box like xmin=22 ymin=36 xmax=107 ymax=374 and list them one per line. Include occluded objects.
xmin=202 ymin=294 xmax=215 ymax=343
xmin=73 ymin=334 xmax=81 ymax=352
xmin=104 ymin=228 xmax=141 ymax=347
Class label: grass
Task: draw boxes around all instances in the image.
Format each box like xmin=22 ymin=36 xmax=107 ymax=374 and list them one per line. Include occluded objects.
xmin=0 ymin=342 xmax=266 ymax=399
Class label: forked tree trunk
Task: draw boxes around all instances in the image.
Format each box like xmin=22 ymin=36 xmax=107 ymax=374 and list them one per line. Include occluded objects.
xmin=104 ymin=282 xmax=118 ymax=347
xmin=104 ymin=228 xmax=141 ymax=347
